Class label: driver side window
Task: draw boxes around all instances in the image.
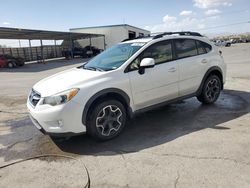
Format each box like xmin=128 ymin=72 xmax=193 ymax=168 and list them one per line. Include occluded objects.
xmin=129 ymin=40 xmax=173 ymax=71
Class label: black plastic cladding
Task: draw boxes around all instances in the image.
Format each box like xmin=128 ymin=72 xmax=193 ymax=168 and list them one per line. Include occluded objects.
xmin=153 ymin=31 xmax=203 ymax=39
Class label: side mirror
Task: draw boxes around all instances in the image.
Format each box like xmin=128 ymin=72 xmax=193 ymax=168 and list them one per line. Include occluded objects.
xmin=138 ymin=58 xmax=155 ymax=74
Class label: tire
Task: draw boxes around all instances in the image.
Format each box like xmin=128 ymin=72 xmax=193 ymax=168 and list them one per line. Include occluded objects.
xmin=7 ymin=62 xmax=16 ymax=68
xmin=197 ymin=75 xmax=222 ymax=104
xmin=87 ymin=99 xmax=127 ymax=141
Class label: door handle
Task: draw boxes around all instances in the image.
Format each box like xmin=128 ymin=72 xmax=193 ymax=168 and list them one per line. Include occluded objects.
xmin=168 ymin=67 xmax=176 ymax=72
xmin=201 ymin=59 xmax=207 ymax=64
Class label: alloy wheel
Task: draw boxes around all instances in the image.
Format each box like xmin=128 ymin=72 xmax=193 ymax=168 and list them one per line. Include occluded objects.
xmin=96 ymin=105 xmax=123 ymax=137
xmin=205 ymin=78 xmax=220 ymax=102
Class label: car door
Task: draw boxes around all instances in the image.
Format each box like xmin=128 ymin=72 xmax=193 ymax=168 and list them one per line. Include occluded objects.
xmin=174 ymin=39 xmax=209 ymax=96
xmin=127 ymin=40 xmax=179 ymax=110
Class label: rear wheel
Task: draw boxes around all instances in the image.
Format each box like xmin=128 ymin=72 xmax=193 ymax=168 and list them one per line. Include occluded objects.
xmin=197 ymin=75 xmax=222 ymax=104
xmin=87 ymin=100 xmax=127 ymax=141
xmin=7 ymin=62 xmax=16 ymax=68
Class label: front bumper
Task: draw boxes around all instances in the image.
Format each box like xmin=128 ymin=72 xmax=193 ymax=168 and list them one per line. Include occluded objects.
xmin=27 ymin=99 xmax=87 ymax=135
xmin=29 ymin=114 xmax=84 ymax=137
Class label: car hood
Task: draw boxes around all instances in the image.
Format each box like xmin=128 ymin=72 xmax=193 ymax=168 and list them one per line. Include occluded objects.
xmin=33 ymin=68 xmax=105 ymax=97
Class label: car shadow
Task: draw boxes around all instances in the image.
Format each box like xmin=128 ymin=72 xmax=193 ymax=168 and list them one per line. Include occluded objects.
xmin=0 ymin=58 xmax=88 ymax=73
xmin=53 ymin=89 xmax=250 ymax=156
xmin=0 ymin=89 xmax=249 ymax=162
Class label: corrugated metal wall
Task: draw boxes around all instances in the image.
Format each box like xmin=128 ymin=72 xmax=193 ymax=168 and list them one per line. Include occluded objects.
xmin=0 ymin=45 xmax=62 ymax=61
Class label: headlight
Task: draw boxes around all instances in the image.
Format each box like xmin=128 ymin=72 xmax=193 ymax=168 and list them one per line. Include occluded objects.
xmin=42 ymin=88 xmax=79 ymax=106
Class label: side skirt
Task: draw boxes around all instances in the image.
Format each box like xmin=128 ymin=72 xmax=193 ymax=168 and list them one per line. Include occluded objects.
xmin=132 ymin=92 xmax=197 ymax=117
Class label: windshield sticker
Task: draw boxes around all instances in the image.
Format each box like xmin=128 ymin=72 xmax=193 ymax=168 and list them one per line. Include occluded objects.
xmin=131 ymin=43 xmax=145 ymax=46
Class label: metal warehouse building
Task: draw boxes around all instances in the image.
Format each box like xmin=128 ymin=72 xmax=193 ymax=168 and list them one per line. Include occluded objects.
xmin=70 ymin=24 xmax=150 ymax=49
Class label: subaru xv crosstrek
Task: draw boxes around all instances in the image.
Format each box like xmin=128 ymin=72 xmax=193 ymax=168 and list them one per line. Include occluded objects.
xmin=27 ymin=32 xmax=226 ymax=140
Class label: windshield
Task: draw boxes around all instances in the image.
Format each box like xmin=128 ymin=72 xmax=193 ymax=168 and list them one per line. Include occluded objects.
xmin=83 ymin=42 xmax=145 ymax=71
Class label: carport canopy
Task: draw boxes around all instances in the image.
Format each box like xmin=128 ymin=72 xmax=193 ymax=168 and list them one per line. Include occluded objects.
xmin=0 ymin=27 xmax=106 ymax=60
xmin=0 ymin=27 xmax=104 ymax=40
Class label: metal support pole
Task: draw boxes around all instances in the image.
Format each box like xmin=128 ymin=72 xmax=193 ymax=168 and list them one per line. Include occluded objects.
xmin=69 ymin=34 xmax=73 ymax=58
xmin=23 ymin=48 xmax=27 ymax=61
xmin=72 ymin=39 xmax=75 ymax=58
xmin=35 ymin=47 xmax=38 ymax=60
xmin=9 ymin=48 xmax=13 ymax=56
xmin=89 ymin=37 xmax=92 ymax=47
xmin=40 ymin=39 xmax=44 ymax=63
xmin=29 ymin=39 xmax=33 ymax=61
xmin=103 ymin=35 xmax=106 ymax=50
xmin=46 ymin=45 xmax=49 ymax=58
xmin=54 ymin=40 xmax=57 ymax=57
xmin=18 ymin=40 xmax=21 ymax=48
xmin=50 ymin=46 xmax=53 ymax=58
xmin=17 ymin=48 xmax=20 ymax=57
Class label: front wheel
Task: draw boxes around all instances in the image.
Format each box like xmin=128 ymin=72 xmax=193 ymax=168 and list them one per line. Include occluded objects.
xmin=197 ymin=75 xmax=222 ymax=104
xmin=87 ymin=100 xmax=127 ymax=141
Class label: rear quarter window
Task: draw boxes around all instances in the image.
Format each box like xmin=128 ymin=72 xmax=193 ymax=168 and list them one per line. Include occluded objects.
xmin=202 ymin=42 xmax=212 ymax=53
xmin=196 ymin=40 xmax=206 ymax=55
xmin=196 ymin=40 xmax=212 ymax=54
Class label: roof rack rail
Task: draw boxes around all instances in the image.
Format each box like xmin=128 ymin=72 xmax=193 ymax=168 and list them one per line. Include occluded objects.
xmin=121 ymin=31 xmax=202 ymax=42
xmin=153 ymin=31 xmax=203 ymax=39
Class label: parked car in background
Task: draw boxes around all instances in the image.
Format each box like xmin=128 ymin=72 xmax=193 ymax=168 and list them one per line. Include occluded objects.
xmin=0 ymin=54 xmax=25 ymax=68
xmin=13 ymin=56 xmax=25 ymax=66
xmin=83 ymin=45 xmax=103 ymax=58
xmin=214 ymin=40 xmax=231 ymax=47
xmin=229 ymin=39 xmax=237 ymax=44
xmin=0 ymin=56 xmax=11 ymax=68
xmin=242 ymin=38 xmax=250 ymax=43
xmin=62 ymin=46 xmax=103 ymax=58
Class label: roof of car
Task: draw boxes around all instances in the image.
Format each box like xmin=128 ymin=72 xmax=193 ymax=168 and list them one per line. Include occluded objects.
xmin=123 ymin=35 xmax=206 ymax=44
xmin=122 ymin=31 xmax=206 ymax=44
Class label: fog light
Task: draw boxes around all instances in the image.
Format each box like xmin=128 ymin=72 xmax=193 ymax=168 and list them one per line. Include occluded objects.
xmin=46 ymin=120 xmax=63 ymax=128
xmin=58 ymin=120 xmax=63 ymax=127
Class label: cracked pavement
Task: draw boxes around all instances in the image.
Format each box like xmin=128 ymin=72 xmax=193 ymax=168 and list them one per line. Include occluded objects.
xmin=0 ymin=44 xmax=250 ymax=187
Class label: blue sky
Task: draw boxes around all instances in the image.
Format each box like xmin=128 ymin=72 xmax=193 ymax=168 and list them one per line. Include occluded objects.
xmin=0 ymin=0 xmax=250 ymax=46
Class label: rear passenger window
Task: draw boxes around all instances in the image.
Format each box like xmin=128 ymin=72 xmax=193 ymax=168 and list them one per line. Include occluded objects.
xmin=174 ymin=39 xmax=198 ymax=59
xmin=196 ymin=40 xmax=206 ymax=55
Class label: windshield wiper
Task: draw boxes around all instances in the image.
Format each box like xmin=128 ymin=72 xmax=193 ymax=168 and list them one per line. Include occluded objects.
xmin=95 ymin=67 xmax=105 ymax=72
xmin=84 ymin=66 xmax=96 ymax=71
xmin=83 ymin=66 xmax=105 ymax=72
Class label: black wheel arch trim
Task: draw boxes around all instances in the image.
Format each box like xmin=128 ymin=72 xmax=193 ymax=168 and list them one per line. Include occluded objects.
xmin=82 ymin=88 xmax=132 ymax=125
xmin=196 ymin=66 xmax=224 ymax=96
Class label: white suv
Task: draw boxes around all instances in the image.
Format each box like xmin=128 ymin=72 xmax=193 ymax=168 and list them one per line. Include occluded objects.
xmin=27 ymin=32 xmax=226 ymax=140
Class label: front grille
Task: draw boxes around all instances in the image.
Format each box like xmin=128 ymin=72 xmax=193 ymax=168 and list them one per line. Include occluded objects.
xmin=29 ymin=89 xmax=41 ymax=107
